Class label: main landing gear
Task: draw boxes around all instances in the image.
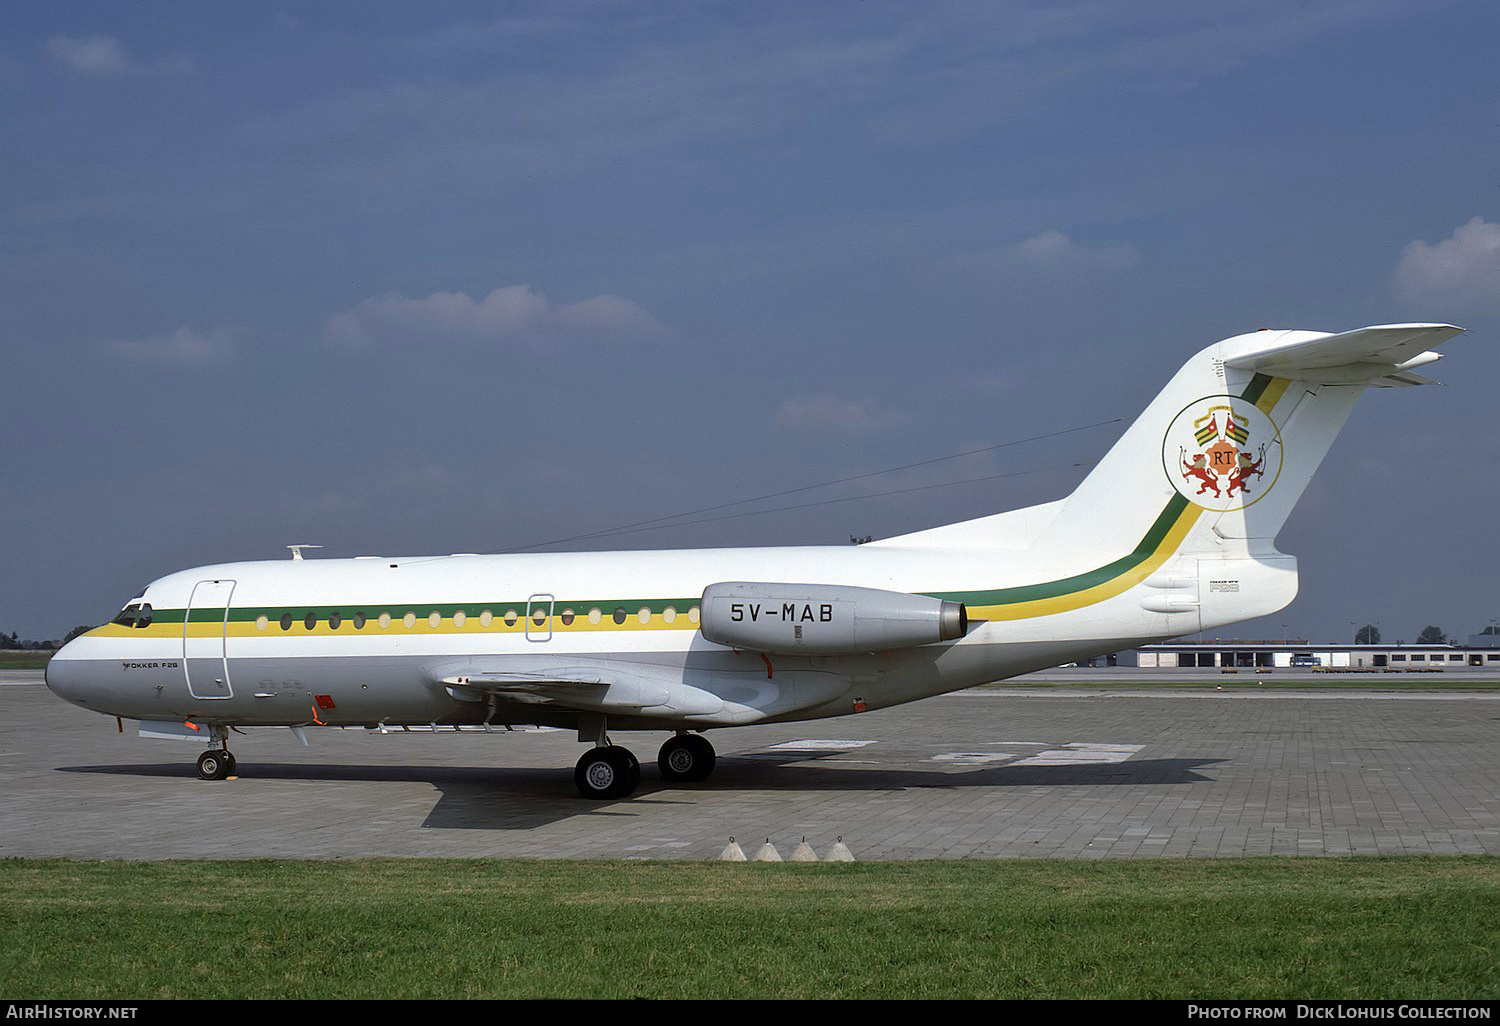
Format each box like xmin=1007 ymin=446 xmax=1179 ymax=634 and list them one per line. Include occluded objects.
xmin=657 ymin=733 xmax=716 ymax=783
xmin=572 ymin=733 xmax=717 ymax=800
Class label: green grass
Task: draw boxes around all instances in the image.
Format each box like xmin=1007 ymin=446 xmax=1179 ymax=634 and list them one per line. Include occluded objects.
xmin=0 ymin=650 xmax=52 ymax=669
xmin=1 ymin=857 xmax=1495 ymax=999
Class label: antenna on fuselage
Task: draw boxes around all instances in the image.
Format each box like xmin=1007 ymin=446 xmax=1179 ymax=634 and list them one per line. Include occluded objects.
xmin=287 ymin=544 xmax=323 ymax=561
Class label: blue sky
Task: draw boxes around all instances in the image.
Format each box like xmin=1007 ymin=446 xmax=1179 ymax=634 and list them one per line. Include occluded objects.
xmin=2 ymin=1 xmax=1497 ymax=644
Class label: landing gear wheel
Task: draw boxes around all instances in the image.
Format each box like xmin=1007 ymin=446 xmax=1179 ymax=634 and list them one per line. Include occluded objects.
xmin=196 ymin=750 xmax=230 ymax=781
xmin=574 ymin=746 xmax=641 ymax=800
xmin=658 ymin=734 xmax=716 ymax=783
xmin=222 ymin=752 xmax=237 ymax=777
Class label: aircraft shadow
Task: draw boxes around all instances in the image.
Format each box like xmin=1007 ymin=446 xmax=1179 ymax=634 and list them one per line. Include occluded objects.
xmin=56 ymin=755 xmax=1224 ymax=832
xmin=421 ymin=755 xmax=1226 ymax=830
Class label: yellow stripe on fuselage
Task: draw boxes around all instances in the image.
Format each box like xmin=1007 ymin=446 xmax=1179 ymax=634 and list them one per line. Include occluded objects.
xmin=966 ymin=500 xmax=1204 ymax=621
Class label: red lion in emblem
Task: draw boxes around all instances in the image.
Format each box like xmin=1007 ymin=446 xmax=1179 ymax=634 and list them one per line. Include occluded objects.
xmin=1181 ymin=451 xmax=1220 ymax=497
xmin=1225 ymin=445 xmax=1266 ymax=498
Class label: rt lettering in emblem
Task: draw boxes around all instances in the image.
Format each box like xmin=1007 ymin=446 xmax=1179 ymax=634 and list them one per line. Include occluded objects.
xmin=1164 ymin=398 xmax=1281 ymax=511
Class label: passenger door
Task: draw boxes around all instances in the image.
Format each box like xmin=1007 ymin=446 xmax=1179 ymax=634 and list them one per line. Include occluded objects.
xmin=183 ymin=579 xmax=235 ymax=699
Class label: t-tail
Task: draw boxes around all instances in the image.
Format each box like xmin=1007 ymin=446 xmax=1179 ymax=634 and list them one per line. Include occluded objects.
xmin=1039 ymin=323 xmax=1466 ymax=632
xmin=891 ymin=323 xmax=1466 ymax=639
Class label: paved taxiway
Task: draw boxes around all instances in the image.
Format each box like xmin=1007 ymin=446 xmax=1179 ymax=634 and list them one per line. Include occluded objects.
xmin=3 ymin=669 xmax=1497 ymax=860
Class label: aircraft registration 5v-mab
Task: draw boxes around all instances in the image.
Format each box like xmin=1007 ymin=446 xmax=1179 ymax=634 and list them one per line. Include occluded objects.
xmin=47 ymin=322 xmax=1468 ymax=799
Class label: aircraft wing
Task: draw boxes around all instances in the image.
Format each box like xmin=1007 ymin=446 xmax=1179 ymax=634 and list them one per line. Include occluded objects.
xmin=442 ymin=670 xmax=609 ymax=706
xmin=438 ymin=665 xmax=726 ymax=716
xmin=1222 ymin=323 xmax=1464 ymax=383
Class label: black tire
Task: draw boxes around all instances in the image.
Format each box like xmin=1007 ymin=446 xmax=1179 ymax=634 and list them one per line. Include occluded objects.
xmin=658 ymin=734 xmax=716 ymax=782
xmin=196 ymin=750 xmax=229 ymax=781
xmin=223 ymin=752 xmax=237 ymax=777
xmin=574 ymin=746 xmax=640 ymax=800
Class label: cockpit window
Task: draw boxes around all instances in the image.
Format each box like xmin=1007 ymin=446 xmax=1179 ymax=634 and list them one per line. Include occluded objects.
xmin=111 ymin=602 xmax=154 ymax=628
xmin=111 ymin=599 xmax=154 ymax=628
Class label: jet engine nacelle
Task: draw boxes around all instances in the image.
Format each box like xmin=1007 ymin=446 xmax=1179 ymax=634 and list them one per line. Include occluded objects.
xmin=700 ymin=581 xmax=967 ymax=655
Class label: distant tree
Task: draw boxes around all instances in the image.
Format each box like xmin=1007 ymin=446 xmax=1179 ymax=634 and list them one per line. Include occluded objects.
xmin=0 ymin=631 xmax=17 ymax=650
xmin=1416 ymin=625 xmax=1448 ymax=645
xmin=1355 ymin=624 xmax=1381 ymax=645
xmin=63 ymin=625 xmax=94 ymax=644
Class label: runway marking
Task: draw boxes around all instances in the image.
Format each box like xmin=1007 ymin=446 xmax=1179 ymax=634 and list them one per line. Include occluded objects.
xmin=932 ymin=742 xmax=1144 ymax=767
xmin=1013 ymin=743 xmax=1144 ymax=767
xmin=767 ymin=740 xmax=878 ymax=751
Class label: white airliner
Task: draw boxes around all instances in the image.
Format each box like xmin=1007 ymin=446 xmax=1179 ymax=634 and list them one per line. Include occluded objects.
xmin=46 ymin=323 xmax=1466 ymax=798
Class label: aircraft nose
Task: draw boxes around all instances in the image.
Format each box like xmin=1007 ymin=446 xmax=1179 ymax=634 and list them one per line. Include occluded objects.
xmin=44 ymin=638 xmax=99 ymax=709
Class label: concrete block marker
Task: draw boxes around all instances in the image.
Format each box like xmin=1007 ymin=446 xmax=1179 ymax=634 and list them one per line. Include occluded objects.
xmin=825 ymin=837 xmax=856 ymax=862
xmin=753 ymin=838 xmax=783 ymax=862
xmin=790 ymin=837 xmax=819 ymax=862
xmin=719 ymin=837 xmax=746 ymax=862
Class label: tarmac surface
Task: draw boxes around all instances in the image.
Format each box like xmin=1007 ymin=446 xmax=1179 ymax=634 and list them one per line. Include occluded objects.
xmin=3 ymin=668 xmax=1498 ymax=861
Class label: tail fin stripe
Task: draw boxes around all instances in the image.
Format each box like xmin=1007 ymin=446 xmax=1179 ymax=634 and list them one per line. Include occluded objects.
xmin=1253 ymin=375 xmax=1292 ymax=415
xmin=926 ymin=371 xmax=1284 ymax=618
xmin=931 ymin=496 xmax=1200 ymax=616
xmin=1241 ymin=372 xmax=1275 ymax=405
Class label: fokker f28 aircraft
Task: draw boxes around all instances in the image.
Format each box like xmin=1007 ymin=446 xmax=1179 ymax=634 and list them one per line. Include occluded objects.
xmin=47 ymin=323 xmax=1467 ymax=798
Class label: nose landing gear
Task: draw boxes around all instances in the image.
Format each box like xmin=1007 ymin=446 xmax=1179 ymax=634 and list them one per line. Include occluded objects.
xmin=194 ymin=725 xmax=236 ymax=780
xmin=196 ymin=748 xmax=235 ymax=780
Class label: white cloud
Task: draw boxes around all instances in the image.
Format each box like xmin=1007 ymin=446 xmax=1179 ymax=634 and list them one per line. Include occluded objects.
xmin=775 ymin=394 xmax=911 ymax=434
xmin=325 ymin=284 xmax=662 ymax=348
xmin=104 ymin=325 xmax=240 ymax=365
xmin=1006 ymin=230 xmax=1139 ymax=271
xmin=956 ymin=230 xmax=1140 ymax=284
xmin=45 ymin=35 xmax=194 ymax=77
xmin=1394 ymin=217 xmax=1500 ymax=316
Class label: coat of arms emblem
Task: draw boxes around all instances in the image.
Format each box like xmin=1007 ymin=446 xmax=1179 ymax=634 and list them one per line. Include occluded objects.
xmin=1163 ymin=397 xmax=1282 ymax=511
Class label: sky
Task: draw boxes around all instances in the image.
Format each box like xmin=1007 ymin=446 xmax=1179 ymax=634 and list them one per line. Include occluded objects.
xmin=1 ymin=1 xmax=1497 ymax=645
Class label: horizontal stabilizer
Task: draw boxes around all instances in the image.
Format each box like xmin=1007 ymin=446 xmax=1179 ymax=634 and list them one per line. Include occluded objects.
xmin=1371 ymin=369 xmax=1439 ymax=388
xmin=1222 ymin=323 xmax=1463 ymax=381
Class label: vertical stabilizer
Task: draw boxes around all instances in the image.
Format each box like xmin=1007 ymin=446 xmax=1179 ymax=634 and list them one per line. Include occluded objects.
xmin=1020 ymin=324 xmax=1462 ymax=630
xmin=1034 ymin=324 xmax=1462 ymax=560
